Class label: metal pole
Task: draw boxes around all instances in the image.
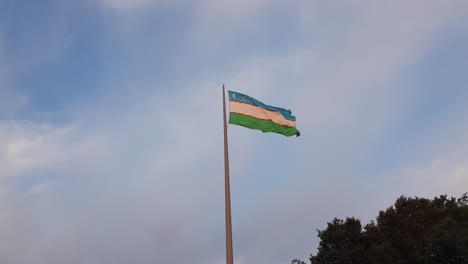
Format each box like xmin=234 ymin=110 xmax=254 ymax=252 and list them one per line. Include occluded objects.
xmin=223 ymin=84 xmax=234 ymax=264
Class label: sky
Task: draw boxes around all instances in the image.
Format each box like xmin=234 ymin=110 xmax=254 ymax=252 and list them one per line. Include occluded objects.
xmin=1 ymin=0 xmax=468 ymax=263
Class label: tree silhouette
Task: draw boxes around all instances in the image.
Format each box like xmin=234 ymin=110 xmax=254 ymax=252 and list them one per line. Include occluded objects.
xmin=294 ymin=194 xmax=468 ymax=264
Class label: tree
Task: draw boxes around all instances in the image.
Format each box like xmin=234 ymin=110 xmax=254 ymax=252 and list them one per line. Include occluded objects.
xmin=296 ymin=194 xmax=468 ymax=264
xmin=291 ymin=259 xmax=306 ymax=264
xmin=309 ymin=217 xmax=369 ymax=264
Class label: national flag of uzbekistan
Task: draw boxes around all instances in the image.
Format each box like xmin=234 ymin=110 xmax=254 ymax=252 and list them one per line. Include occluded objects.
xmin=228 ymin=91 xmax=300 ymax=137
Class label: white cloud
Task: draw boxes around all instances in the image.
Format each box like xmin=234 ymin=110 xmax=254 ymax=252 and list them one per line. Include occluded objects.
xmin=0 ymin=1 xmax=467 ymax=264
xmin=399 ymin=158 xmax=468 ymax=197
xmin=382 ymin=100 xmax=468 ymax=199
xmin=0 ymin=122 xmax=72 ymax=179
xmin=0 ymin=186 xmax=41 ymax=264
xmin=0 ymin=70 xmax=265 ymax=263
xmin=100 ymin=0 xmax=174 ymax=11
xmin=188 ymin=2 xmax=468 ymax=263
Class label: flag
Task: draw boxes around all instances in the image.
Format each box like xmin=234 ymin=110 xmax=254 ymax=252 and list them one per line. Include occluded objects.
xmin=228 ymin=91 xmax=300 ymax=137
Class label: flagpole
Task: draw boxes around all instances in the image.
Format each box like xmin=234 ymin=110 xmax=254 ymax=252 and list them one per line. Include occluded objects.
xmin=223 ymin=84 xmax=234 ymax=264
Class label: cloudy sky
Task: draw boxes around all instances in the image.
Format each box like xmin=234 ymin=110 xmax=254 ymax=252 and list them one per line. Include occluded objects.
xmin=1 ymin=0 xmax=468 ymax=263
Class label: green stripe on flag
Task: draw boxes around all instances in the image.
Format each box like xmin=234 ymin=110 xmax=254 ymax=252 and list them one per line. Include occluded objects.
xmin=229 ymin=113 xmax=300 ymax=137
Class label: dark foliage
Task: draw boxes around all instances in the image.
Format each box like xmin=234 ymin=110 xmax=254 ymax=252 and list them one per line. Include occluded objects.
xmin=293 ymin=194 xmax=468 ymax=264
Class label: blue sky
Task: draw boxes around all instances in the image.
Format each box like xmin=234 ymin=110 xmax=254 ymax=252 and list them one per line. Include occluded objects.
xmin=1 ymin=1 xmax=468 ymax=263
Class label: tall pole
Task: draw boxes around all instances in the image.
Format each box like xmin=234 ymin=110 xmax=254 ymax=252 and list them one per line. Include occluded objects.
xmin=223 ymin=84 xmax=234 ymax=264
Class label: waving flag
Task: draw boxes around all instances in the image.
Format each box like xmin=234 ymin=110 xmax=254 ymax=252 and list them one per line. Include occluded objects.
xmin=228 ymin=91 xmax=300 ymax=137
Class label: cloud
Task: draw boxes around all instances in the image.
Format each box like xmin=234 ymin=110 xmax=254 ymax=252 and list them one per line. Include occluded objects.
xmin=0 ymin=122 xmax=73 ymax=179
xmin=192 ymin=1 xmax=468 ymax=262
xmin=395 ymin=158 xmax=468 ymax=198
xmin=101 ymin=0 xmax=152 ymax=10
xmin=0 ymin=73 xmax=260 ymax=263
xmin=0 ymin=1 xmax=467 ymax=264
xmin=100 ymin=0 xmax=174 ymax=11
xmin=381 ymin=99 xmax=468 ymax=199
xmin=0 ymin=185 xmax=41 ymax=264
